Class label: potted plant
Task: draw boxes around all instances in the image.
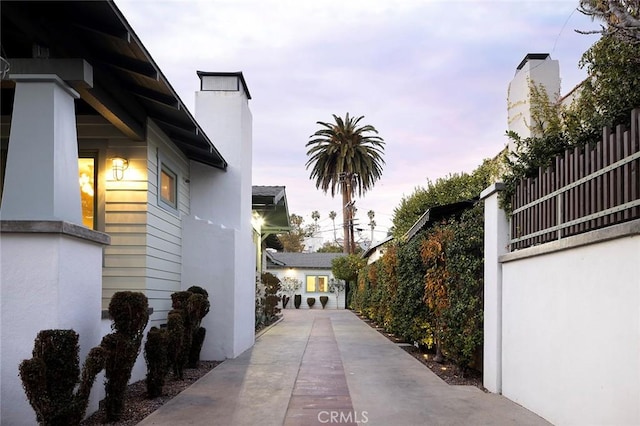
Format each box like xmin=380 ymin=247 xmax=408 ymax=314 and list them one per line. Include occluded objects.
xmin=281 ymin=277 xmax=302 ymax=309
xmin=320 ymin=296 xmax=329 ymax=309
xmin=306 ymin=297 xmax=316 ymax=308
xmin=294 ymin=294 xmax=302 ymax=309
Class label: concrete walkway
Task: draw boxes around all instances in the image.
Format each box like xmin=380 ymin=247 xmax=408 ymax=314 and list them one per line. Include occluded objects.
xmin=138 ymin=310 xmax=550 ymax=426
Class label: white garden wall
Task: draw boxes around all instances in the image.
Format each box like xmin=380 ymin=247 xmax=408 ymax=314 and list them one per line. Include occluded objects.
xmin=484 ymin=184 xmax=640 ymax=426
xmin=500 ymin=231 xmax=640 ymax=426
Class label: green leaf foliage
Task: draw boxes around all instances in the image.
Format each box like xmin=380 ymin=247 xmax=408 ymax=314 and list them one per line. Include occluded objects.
xmin=391 ymin=158 xmax=499 ymax=238
xmin=500 ymin=34 xmax=640 ymax=212
xmin=306 ymin=113 xmax=385 ymax=197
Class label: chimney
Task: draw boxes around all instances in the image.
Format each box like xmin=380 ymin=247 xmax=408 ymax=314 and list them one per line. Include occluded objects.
xmin=507 ymin=53 xmax=560 ymax=144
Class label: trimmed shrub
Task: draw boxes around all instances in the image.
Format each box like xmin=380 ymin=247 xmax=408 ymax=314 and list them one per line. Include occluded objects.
xmin=144 ymin=327 xmax=168 ymax=398
xmin=102 ymin=291 xmax=149 ymax=422
xmin=186 ymin=290 xmax=210 ymax=368
xmin=319 ymin=296 xmax=329 ymax=308
xmin=294 ymin=294 xmax=301 ymax=309
xmin=166 ymin=310 xmax=186 ymax=380
xmin=307 ymin=297 xmax=316 ymax=308
xmin=169 ymin=287 xmax=211 ymax=371
xmin=20 ymin=329 xmax=106 ymax=425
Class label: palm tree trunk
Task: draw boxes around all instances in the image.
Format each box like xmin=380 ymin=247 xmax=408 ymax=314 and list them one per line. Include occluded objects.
xmin=342 ymin=183 xmax=350 ymax=254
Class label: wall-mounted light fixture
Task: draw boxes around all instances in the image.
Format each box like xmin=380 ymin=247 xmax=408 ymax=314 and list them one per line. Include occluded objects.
xmin=111 ymin=157 xmax=129 ymax=181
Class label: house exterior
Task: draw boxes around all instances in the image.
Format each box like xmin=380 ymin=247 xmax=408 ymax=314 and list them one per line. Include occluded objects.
xmin=0 ymin=1 xmax=255 ymax=423
xmin=266 ymin=252 xmax=346 ymax=309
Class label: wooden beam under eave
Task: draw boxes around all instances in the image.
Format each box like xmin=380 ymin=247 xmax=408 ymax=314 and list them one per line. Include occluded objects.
xmin=76 ymin=85 xmax=145 ymax=141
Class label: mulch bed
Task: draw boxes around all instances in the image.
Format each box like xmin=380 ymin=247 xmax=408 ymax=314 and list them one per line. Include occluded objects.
xmin=355 ymin=313 xmax=486 ymax=391
xmin=81 ymin=361 xmax=221 ymax=426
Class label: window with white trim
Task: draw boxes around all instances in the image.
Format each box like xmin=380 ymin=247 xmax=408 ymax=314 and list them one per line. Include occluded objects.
xmin=158 ymin=161 xmax=178 ymax=212
xmin=306 ymin=275 xmax=329 ymax=293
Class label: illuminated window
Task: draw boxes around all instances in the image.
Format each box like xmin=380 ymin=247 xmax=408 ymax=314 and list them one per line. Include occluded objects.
xmin=78 ymin=157 xmax=96 ymax=229
xmin=306 ymin=275 xmax=329 ymax=292
xmin=159 ymin=163 xmax=177 ymax=211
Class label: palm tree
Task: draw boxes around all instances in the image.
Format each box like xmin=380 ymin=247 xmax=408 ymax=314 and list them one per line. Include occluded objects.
xmin=329 ymin=210 xmax=337 ymax=243
xmin=306 ymin=113 xmax=385 ymax=253
xmin=367 ymin=210 xmax=376 ymax=246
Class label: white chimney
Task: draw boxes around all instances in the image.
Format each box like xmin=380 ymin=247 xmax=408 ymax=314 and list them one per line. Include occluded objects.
xmin=507 ymin=53 xmax=560 ymax=148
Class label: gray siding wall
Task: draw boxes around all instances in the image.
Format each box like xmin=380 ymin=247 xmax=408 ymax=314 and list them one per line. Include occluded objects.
xmin=146 ymin=120 xmax=190 ymax=326
xmin=77 ymin=116 xmax=148 ymax=310
xmin=77 ymin=117 xmax=191 ymax=326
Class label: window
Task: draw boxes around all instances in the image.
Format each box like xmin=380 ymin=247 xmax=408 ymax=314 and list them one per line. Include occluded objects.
xmin=306 ymin=275 xmax=329 ymax=293
xmin=78 ymin=157 xmax=96 ymax=229
xmin=158 ymin=162 xmax=178 ymax=211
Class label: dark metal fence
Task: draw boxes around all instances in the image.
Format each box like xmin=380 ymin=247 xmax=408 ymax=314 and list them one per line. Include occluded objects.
xmin=510 ymin=109 xmax=640 ymax=250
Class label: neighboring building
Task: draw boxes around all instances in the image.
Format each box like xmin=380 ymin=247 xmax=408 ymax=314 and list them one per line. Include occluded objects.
xmin=252 ymin=185 xmax=290 ymax=273
xmin=403 ymin=200 xmax=477 ymax=242
xmin=266 ymin=252 xmax=346 ymax=309
xmin=361 ymin=235 xmax=393 ymax=265
xmin=0 ymin=1 xmax=255 ymax=423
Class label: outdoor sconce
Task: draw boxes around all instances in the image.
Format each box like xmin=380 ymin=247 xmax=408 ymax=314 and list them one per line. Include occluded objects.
xmin=112 ymin=157 xmax=129 ymax=181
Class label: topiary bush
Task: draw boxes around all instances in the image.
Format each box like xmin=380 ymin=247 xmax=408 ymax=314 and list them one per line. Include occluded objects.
xmin=294 ymin=294 xmax=302 ymax=309
xmin=19 ymin=329 xmax=106 ymax=425
xmin=102 ymin=291 xmax=149 ymax=422
xmin=166 ymin=309 xmax=186 ymax=380
xmin=168 ymin=287 xmax=211 ymax=372
xmin=320 ymin=296 xmax=329 ymax=309
xmin=185 ymin=286 xmax=210 ymax=368
xmin=307 ymin=297 xmax=316 ymax=308
xmin=144 ymin=327 xmax=168 ymax=398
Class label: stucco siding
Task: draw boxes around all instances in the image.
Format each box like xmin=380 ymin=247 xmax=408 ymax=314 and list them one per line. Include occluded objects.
xmin=500 ymin=233 xmax=640 ymax=425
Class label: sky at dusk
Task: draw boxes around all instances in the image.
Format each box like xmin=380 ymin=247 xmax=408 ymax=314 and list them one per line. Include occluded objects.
xmin=115 ymin=0 xmax=601 ymax=245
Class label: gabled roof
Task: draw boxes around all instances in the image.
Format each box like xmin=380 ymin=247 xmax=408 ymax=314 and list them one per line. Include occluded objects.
xmin=266 ymin=252 xmax=344 ymax=269
xmin=362 ymin=235 xmax=394 ymax=259
xmin=403 ymin=199 xmax=477 ymax=241
xmin=0 ymin=0 xmax=227 ymax=169
xmin=252 ymin=186 xmax=290 ymax=234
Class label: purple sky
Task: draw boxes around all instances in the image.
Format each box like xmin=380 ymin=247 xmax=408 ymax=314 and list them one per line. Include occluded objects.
xmin=116 ymin=0 xmax=601 ymax=244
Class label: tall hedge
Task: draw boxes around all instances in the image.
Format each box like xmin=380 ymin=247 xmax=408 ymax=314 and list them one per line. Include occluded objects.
xmin=389 ymin=234 xmax=432 ymax=346
xmin=440 ymin=204 xmax=484 ymax=371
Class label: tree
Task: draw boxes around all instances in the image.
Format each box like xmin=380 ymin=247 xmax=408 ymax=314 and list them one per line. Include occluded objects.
xmin=306 ymin=113 xmax=385 ymax=254
xmin=391 ymin=158 xmax=500 ymax=237
xmin=367 ymin=210 xmax=376 ymax=245
xmin=578 ymin=0 xmax=640 ymax=44
xmin=277 ymin=214 xmax=314 ymax=252
xmin=317 ymin=241 xmax=344 ymax=253
xmin=500 ymin=30 xmax=640 ymax=211
xmin=329 ymin=278 xmax=346 ymax=309
xmin=332 ymin=254 xmax=366 ymax=306
xmin=329 ymin=210 xmax=338 ymax=243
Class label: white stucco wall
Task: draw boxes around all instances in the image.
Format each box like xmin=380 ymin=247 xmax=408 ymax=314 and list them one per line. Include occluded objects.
xmin=0 ymin=233 xmax=104 ymax=425
xmin=182 ymin=214 xmax=253 ymax=360
xmin=500 ymin=235 xmax=640 ymax=425
xmin=191 ymin=75 xmax=255 ymax=359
